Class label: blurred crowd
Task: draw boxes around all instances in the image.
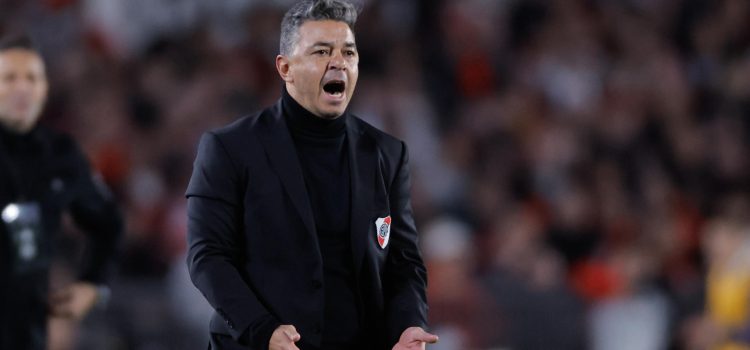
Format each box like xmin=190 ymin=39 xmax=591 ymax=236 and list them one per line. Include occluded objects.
xmin=2 ymin=0 xmax=750 ymax=349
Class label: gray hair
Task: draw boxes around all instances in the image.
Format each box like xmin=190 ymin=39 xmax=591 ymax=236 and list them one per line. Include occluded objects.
xmin=279 ymin=0 xmax=359 ymax=56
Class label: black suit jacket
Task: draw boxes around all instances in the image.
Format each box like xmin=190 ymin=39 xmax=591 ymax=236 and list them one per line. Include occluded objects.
xmin=186 ymin=100 xmax=428 ymax=349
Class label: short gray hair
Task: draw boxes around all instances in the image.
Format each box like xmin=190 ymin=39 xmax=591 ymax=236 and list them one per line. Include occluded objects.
xmin=279 ymin=0 xmax=359 ymax=56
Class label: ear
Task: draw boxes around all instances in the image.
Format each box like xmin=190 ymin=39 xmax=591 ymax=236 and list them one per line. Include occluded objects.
xmin=276 ymin=55 xmax=293 ymax=83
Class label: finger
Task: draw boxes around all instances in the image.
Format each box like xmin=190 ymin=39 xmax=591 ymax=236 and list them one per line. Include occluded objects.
xmin=283 ymin=329 xmax=301 ymax=342
xmin=281 ymin=325 xmax=301 ymax=343
xmin=423 ymin=333 xmax=439 ymax=344
xmin=69 ymin=291 xmax=97 ymax=319
xmin=412 ymin=329 xmax=439 ymax=344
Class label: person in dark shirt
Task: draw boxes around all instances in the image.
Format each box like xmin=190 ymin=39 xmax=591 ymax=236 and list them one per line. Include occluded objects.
xmin=0 ymin=34 xmax=123 ymax=350
xmin=186 ymin=1 xmax=437 ymax=349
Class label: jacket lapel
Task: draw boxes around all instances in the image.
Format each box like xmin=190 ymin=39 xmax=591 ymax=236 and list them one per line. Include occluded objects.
xmin=347 ymin=118 xmax=376 ymax=274
xmin=257 ymin=102 xmax=316 ymax=237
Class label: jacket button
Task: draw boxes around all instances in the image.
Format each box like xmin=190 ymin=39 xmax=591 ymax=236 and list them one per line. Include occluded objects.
xmin=225 ymin=319 xmax=234 ymax=329
xmin=311 ymin=280 xmax=322 ymax=290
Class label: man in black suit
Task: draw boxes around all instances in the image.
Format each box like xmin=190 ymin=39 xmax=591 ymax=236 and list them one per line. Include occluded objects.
xmin=0 ymin=35 xmax=122 ymax=349
xmin=186 ymin=1 xmax=438 ymax=349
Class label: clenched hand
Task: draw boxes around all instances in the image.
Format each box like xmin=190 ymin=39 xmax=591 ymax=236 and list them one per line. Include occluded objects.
xmin=269 ymin=324 xmax=302 ymax=350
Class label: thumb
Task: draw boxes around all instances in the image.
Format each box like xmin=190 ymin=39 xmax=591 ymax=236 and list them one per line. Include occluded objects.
xmin=412 ymin=328 xmax=439 ymax=344
xmin=283 ymin=327 xmax=301 ymax=342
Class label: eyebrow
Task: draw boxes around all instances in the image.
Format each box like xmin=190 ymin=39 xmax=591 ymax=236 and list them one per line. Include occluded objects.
xmin=310 ymin=41 xmax=357 ymax=49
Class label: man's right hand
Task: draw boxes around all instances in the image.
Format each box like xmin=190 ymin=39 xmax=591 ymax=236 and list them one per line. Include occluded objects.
xmin=269 ymin=325 xmax=301 ymax=350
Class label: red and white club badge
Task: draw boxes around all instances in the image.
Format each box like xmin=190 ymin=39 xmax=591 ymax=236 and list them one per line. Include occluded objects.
xmin=375 ymin=216 xmax=392 ymax=249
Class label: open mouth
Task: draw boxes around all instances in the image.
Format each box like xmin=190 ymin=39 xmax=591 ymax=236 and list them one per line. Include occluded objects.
xmin=323 ymin=80 xmax=346 ymax=98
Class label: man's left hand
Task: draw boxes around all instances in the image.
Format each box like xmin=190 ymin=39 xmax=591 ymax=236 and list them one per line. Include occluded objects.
xmin=392 ymin=327 xmax=439 ymax=350
xmin=49 ymin=282 xmax=99 ymax=320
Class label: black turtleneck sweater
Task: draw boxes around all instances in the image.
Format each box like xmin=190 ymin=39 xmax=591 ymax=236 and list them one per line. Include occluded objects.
xmin=282 ymin=89 xmax=362 ymax=348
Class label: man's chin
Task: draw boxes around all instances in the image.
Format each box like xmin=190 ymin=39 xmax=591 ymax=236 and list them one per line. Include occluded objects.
xmin=318 ymin=108 xmax=347 ymax=119
xmin=1 ymin=116 xmax=37 ymax=133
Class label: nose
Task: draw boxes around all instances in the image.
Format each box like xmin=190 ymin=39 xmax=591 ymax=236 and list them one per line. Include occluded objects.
xmin=328 ymin=52 xmax=347 ymax=71
xmin=12 ymin=77 xmax=35 ymax=93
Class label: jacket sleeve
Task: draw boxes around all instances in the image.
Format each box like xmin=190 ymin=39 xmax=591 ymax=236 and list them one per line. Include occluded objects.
xmin=384 ymin=142 xmax=429 ymax=345
xmin=67 ymin=142 xmax=123 ymax=284
xmin=185 ymin=132 xmax=279 ymax=347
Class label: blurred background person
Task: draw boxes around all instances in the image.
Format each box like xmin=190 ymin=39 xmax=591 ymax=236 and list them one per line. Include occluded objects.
xmin=420 ymin=217 xmax=502 ymax=350
xmin=683 ymin=197 xmax=750 ymax=350
xmin=587 ymin=244 xmax=670 ymax=350
xmin=0 ymin=34 xmax=122 ymax=350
